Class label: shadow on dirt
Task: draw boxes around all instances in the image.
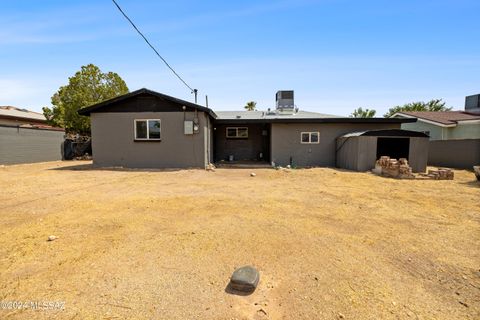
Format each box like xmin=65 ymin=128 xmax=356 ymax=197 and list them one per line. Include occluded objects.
xmin=49 ymin=162 xmax=184 ymax=172
xmin=459 ymin=180 xmax=480 ymax=188
xmin=224 ymin=282 xmax=255 ymax=296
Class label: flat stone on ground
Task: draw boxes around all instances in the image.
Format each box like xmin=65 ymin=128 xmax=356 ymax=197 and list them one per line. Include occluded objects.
xmin=230 ymin=265 xmax=259 ymax=292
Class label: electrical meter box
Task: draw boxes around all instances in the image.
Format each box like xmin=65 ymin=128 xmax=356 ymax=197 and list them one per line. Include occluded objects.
xmin=184 ymin=121 xmax=194 ymax=135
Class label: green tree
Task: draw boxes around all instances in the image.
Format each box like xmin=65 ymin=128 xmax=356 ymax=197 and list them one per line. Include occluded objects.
xmin=43 ymin=64 xmax=129 ymax=134
xmin=384 ymin=99 xmax=451 ymax=118
xmin=350 ymin=107 xmax=376 ymax=118
xmin=244 ymin=101 xmax=257 ymax=111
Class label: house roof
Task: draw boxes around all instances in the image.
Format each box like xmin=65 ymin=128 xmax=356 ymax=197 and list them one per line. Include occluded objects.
xmin=215 ymin=110 xmax=340 ymax=120
xmin=394 ymin=111 xmax=480 ymax=126
xmin=214 ymin=110 xmax=416 ymax=124
xmin=78 ymin=88 xmax=217 ymax=118
xmin=0 ymin=106 xmax=46 ymax=122
xmin=77 ymin=88 xmax=416 ymax=125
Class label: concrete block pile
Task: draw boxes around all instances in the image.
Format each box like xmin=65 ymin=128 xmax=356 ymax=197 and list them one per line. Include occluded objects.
xmin=374 ymin=156 xmax=415 ymax=179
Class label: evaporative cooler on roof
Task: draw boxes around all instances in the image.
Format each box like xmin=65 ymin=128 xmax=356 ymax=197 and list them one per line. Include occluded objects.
xmin=276 ymin=90 xmax=295 ymax=114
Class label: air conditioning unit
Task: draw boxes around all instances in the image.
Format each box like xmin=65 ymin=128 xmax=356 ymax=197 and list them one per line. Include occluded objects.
xmin=465 ymin=94 xmax=480 ymax=113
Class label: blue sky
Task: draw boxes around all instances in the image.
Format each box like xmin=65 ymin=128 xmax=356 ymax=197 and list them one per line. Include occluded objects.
xmin=1 ymin=0 xmax=479 ymax=116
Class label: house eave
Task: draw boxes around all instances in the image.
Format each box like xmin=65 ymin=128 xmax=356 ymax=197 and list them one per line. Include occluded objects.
xmin=457 ymin=119 xmax=480 ymax=124
xmin=0 ymin=115 xmax=48 ymax=123
xmin=78 ymin=88 xmax=217 ymax=119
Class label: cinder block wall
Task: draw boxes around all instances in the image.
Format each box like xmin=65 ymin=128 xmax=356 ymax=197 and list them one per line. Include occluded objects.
xmin=0 ymin=126 xmax=64 ymax=165
xmin=428 ymin=139 xmax=480 ymax=168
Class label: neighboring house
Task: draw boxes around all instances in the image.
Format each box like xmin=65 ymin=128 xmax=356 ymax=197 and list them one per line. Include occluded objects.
xmin=392 ymin=111 xmax=480 ymax=141
xmin=0 ymin=106 xmax=65 ymax=165
xmin=0 ymin=106 xmax=48 ymax=126
xmin=392 ymin=94 xmax=480 ymax=168
xmin=78 ymin=88 xmax=420 ymax=170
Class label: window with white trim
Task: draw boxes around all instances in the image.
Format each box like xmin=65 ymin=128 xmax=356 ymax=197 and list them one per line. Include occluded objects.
xmin=301 ymin=132 xmax=319 ymax=144
xmin=226 ymin=127 xmax=248 ymax=138
xmin=134 ymin=119 xmax=161 ymax=140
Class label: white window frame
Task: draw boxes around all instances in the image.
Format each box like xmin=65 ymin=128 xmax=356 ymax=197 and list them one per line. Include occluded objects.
xmin=226 ymin=127 xmax=248 ymax=138
xmin=300 ymin=132 xmax=320 ymax=144
xmin=134 ymin=119 xmax=161 ymax=140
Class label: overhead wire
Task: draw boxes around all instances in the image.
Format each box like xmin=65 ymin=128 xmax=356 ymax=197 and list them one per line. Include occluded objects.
xmin=111 ymin=0 xmax=196 ymax=94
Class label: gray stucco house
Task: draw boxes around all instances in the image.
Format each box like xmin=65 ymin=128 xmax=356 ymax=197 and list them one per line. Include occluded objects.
xmin=78 ymin=88 xmax=421 ymax=170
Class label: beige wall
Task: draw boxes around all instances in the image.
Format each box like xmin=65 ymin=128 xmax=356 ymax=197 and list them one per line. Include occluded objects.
xmin=91 ymin=112 xmax=208 ymax=168
xmin=271 ymin=123 xmax=400 ymax=167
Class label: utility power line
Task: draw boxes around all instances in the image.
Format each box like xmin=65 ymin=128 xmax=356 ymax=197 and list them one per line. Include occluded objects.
xmin=111 ymin=0 xmax=197 ymax=96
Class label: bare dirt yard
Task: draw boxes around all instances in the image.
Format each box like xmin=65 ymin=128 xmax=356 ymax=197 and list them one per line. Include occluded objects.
xmin=0 ymin=161 xmax=479 ymax=320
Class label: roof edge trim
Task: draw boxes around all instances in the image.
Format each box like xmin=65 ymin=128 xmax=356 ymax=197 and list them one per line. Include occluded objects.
xmin=78 ymin=88 xmax=217 ymax=118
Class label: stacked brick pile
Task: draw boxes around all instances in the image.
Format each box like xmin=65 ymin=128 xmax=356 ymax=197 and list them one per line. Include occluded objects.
xmin=374 ymin=156 xmax=455 ymax=180
xmin=424 ymin=168 xmax=454 ymax=180
xmin=375 ymin=156 xmax=415 ymax=179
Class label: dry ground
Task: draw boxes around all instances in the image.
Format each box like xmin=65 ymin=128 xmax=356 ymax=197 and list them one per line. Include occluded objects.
xmin=0 ymin=161 xmax=479 ymax=320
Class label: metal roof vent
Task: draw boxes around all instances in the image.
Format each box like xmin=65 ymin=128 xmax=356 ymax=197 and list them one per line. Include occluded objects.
xmin=266 ymin=108 xmax=276 ymax=115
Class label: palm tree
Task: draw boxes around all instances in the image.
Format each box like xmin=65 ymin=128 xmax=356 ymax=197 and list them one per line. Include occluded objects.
xmin=244 ymin=101 xmax=257 ymax=111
